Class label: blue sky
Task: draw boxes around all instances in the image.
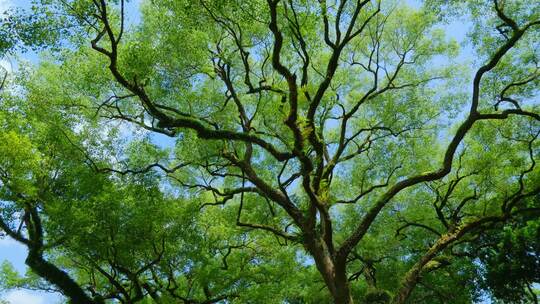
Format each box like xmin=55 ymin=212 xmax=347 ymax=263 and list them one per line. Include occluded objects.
xmin=0 ymin=237 xmax=54 ymax=304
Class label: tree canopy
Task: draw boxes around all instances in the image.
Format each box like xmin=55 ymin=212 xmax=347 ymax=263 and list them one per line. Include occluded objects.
xmin=0 ymin=0 xmax=539 ymax=303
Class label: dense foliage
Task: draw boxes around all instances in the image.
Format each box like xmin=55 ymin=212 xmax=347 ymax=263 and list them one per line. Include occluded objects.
xmin=0 ymin=0 xmax=539 ymax=303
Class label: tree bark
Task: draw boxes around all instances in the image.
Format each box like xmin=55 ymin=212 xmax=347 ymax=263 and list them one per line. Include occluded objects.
xmin=26 ymin=249 xmax=100 ymax=304
xmin=391 ymin=233 xmax=456 ymax=304
xmin=334 ymin=262 xmax=354 ymax=304
xmin=304 ymin=236 xmax=355 ymax=304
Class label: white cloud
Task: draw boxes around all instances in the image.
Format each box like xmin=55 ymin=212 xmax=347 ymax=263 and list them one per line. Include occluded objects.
xmin=0 ymin=59 xmax=12 ymax=74
xmin=0 ymin=0 xmax=11 ymax=14
xmin=3 ymin=290 xmax=45 ymax=304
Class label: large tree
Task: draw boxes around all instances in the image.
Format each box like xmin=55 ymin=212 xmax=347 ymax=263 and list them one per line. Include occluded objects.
xmin=1 ymin=0 xmax=540 ymax=303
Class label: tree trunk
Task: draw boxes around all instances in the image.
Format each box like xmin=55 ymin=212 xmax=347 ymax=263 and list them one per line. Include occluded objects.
xmin=333 ymin=263 xmax=354 ymax=304
xmin=391 ymin=232 xmax=459 ymax=304
xmin=26 ymin=249 xmax=99 ymax=304
xmin=391 ymin=264 xmax=423 ymax=304
xmin=304 ymin=236 xmax=355 ymax=304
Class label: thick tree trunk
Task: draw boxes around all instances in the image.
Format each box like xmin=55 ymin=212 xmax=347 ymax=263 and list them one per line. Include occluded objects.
xmin=304 ymin=236 xmax=355 ymax=304
xmin=391 ymin=232 xmax=459 ymax=304
xmin=391 ymin=264 xmax=423 ymax=304
xmin=333 ymin=263 xmax=354 ymax=304
xmin=26 ymin=250 xmax=99 ymax=304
